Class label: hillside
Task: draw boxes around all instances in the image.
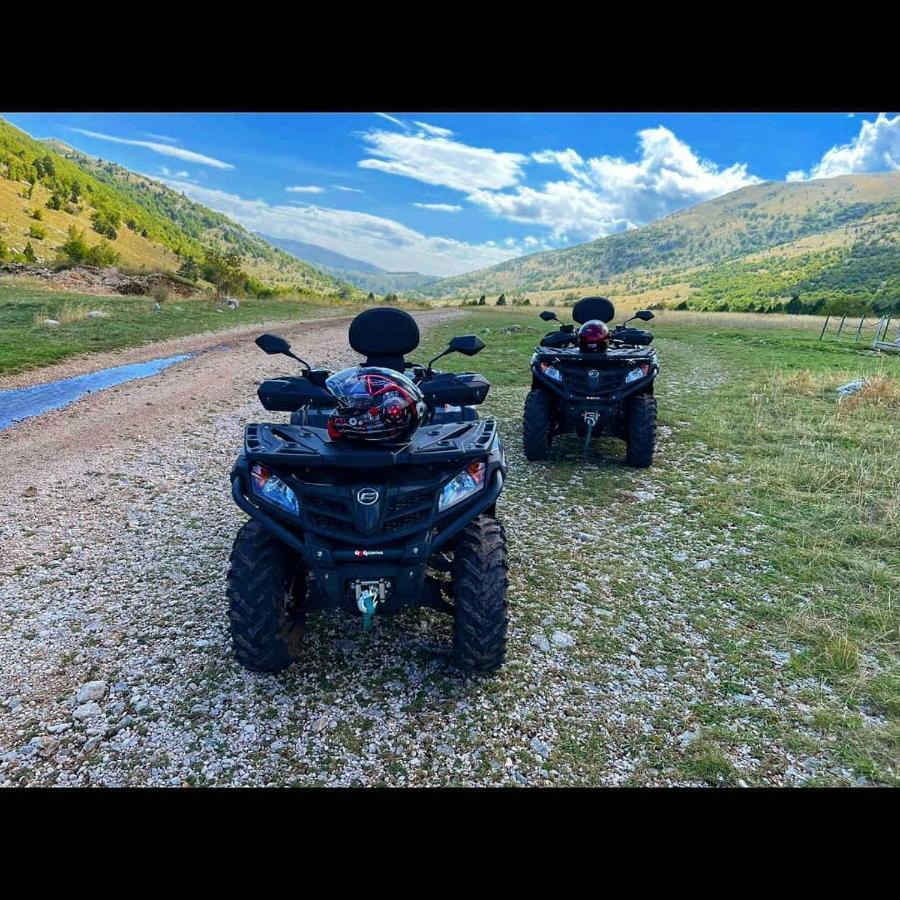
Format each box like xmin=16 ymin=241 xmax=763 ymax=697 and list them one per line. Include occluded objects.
xmin=260 ymin=232 xmax=438 ymax=296
xmin=0 ymin=119 xmax=352 ymax=298
xmin=418 ymin=173 xmax=900 ymax=315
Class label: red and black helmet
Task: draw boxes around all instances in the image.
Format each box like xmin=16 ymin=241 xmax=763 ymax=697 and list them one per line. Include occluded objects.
xmin=325 ymin=367 xmax=426 ymax=443
xmin=577 ymin=319 xmax=610 ymax=352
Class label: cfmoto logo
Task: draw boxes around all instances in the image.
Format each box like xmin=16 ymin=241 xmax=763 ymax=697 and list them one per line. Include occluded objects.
xmin=589 ymin=369 xmax=600 ymax=379
xmin=356 ymin=488 xmax=379 ymax=506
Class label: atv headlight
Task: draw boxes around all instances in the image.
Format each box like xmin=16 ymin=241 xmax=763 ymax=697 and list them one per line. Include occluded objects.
xmin=250 ymin=463 xmax=299 ymax=515
xmin=540 ymin=362 xmax=563 ymax=383
xmin=439 ymin=460 xmax=486 ymax=511
xmin=625 ymin=364 xmax=650 ymax=384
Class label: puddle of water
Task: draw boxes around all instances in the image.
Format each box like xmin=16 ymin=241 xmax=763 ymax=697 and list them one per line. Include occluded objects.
xmin=0 ymin=354 xmax=192 ymax=431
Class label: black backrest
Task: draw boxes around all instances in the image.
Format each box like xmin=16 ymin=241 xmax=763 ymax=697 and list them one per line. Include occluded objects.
xmin=348 ymin=307 xmax=420 ymax=371
xmin=573 ymin=296 xmax=615 ymax=324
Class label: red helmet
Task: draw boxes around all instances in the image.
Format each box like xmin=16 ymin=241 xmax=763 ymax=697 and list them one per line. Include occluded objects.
xmin=578 ymin=319 xmax=610 ymax=352
xmin=325 ymin=367 xmax=425 ymax=443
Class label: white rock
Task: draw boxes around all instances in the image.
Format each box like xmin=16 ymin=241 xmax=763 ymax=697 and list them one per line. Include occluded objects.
xmin=530 ymin=633 xmax=551 ymax=652
xmin=73 ymin=701 xmax=103 ymax=720
xmin=44 ymin=319 xmax=60 ymax=327
xmin=551 ymin=630 xmax=576 ymax=649
xmin=76 ymin=680 xmax=108 ymax=703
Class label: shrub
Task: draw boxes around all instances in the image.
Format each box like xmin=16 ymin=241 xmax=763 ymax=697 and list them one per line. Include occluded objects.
xmin=177 ymin=256 xmax=199 ymax=282
xmin=28 ymin=222 xmax=46 ymax=240
xmin=496 ymin=293 xmax=507 ymax=306
xmin=0 ymin=237 xmax=8 ymax=260
xmin=150 ymin=283 xmax=169 ymax=304
xmin=91 ymin=209 xmax=119 ymax=240
xmin=478 ymin=294 xmax=486 ymax=306
xmin=84 ymin=240 xmax=120 ymax=267
xmin=58 ymin=226 xmax=90 ymax=264
xmin=46 ymin=193 xmax=62 ymax=211
xmin=23 ymin=242 xmax=37 ymax=262
xmin=31 ymin=208 xmax=42 ymax=221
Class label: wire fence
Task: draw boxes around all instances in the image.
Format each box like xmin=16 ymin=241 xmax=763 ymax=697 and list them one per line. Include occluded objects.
xmin=819 ymin=314 xmax=900 ymax=352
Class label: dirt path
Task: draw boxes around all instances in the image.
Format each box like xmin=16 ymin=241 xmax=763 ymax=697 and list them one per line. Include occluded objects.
xmin=0 ymin=308 xmax=364 ymax=391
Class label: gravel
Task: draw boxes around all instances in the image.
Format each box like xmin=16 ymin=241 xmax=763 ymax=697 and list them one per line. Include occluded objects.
xmin=0 ymin=312 xmax=878 ymax=787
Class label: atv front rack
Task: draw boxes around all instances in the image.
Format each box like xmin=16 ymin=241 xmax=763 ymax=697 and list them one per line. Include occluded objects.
xmin=243 ymin=419 xmax=498 ymax=467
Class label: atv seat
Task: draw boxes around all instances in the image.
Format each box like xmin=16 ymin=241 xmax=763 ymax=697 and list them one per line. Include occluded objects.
xmin=349 ymin=307 xmax=420 ymax=372
xmin=573 ymin=296 xmax=615 ymax=324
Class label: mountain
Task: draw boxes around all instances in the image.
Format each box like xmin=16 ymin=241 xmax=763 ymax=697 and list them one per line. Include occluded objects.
xmin=0 ymin=118 xmax=354 ymax=298
xmin=418 ymin=173 xmax=900 ymax=315
xmin=260 ymin=232 xmax=439 ymax=296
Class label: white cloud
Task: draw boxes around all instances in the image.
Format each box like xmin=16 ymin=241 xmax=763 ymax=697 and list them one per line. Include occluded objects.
xmin=375 ymin=113 xmax=408 ymax=129
xmin=68 ymin=128 xmax=234 ymax=170
xmin=358 ymin=128 xmax=528 ymax=192
xmin=333 ymin=185 xmax=364 ymax=193
xmin=532 ymin=148 xmax=590 ymax=183
xmin=472 ymin=126 xmax=761 ymax=241
xmin=160 ymin=166 xmax=191 ymax=179
xmin=805 ymin=113 xmax=900 ymax=179
xmin=785 ymin=170 xmax=807 ymax=182
xmin=413 ymin=121 xmax=454 ymax=138
xmin=285 ymin=185 xmax=325 ymax=194
xmin=412 ymin=202 xmax=462 ymax=212
xmin=141 ymin=132 xmax=179 ymax=144
xmin=161 ymin=180 xmax=519 ymax=276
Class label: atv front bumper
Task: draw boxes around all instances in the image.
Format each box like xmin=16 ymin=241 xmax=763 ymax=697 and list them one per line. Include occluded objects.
xmin=231 ymin=468 xmax=504 ymax=613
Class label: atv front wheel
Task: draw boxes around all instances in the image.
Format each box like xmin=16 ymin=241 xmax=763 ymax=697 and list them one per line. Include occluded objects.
xmin=522 ymin=389 xmax=554 ymax=461
xmin=625 ymin=393 xmax=657 ymax=468
xmin=227 ymin=520 xmax=306 ymax=673
xmin=451 ymin=515 xmax=509 ymax=673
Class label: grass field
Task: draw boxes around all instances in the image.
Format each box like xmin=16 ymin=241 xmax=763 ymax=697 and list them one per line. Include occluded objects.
xmin=0 ymin=281 xmax=363 ymax=376
xmin=412 ymin=308 xmax=899 ymax=784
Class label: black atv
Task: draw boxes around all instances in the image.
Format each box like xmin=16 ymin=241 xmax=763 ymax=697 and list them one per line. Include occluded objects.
xmin=228 ymin=307 xmax=508 ymax=674
xmin=522 ymin=296 xmax=659 ymax=466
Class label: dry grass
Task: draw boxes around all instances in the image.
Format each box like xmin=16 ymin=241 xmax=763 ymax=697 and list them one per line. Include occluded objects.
xmin=840 ymin=374 xmax=900 ymax=412
xmin=32 ymin=303 xmax=101 ymax=326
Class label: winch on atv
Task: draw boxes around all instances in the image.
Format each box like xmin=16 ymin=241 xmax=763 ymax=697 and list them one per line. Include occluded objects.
xmin=227 ymin=307 xmax=509 ymax=674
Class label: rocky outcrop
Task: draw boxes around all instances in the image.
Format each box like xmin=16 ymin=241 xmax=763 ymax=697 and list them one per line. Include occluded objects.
xmin=0 ymin=264 xmax=200 ymax=298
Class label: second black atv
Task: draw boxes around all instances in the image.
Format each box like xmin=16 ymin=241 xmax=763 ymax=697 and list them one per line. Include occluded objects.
xmin=522 ymin=296 xmax=659 ymax=466
xmin=228 ymin=307 xmax=508 ymax=675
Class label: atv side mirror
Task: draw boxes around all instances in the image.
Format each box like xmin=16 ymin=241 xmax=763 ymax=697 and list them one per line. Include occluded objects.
xmin=540 ymin=310 xmax=559 ymax=322
xmin=427 ymin=334 xmax=485 ymax=370
xmin=448 ymin=334 xmax=485 ymax=356
xmin=256 ymin=333 xmax=292 ymax=355
xmin=634 ymin=310 xmax=655 ymax=321
xmin=255 ymin=332 xmax=310 ymax=369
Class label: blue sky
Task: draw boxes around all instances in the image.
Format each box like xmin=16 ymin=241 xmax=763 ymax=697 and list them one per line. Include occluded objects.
xmin=5 ymin=111 xmax=899 ymax=276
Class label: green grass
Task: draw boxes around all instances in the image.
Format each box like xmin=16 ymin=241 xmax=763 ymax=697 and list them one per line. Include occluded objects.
xmin=417 ymin=307 xmax=900 ymax=784
xmin=0 ymin=282 xmax=357 ymax=376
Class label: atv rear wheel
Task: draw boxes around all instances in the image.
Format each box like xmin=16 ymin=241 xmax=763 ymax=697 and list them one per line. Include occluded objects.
xmin=625 ymin=393 xmax=657 ymax=468
xmin=227 ymin=519 xmax=306 ymax=673
xmin=451 ymin=514 xmax=509 ymax=673
xmin=522 ymin=389 xmax=554 ymax=461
